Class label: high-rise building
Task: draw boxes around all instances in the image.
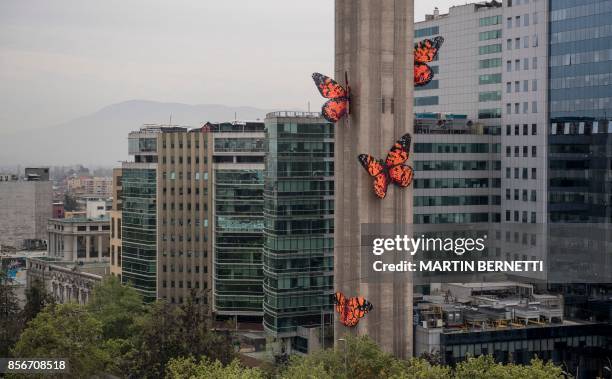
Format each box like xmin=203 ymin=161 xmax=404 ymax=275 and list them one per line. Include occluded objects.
xmin=334 ymin=0 xmax=414 ymax=358
xmin=110 ymin=168 xmax=123 ymax=279
xmin=0 ymin=168 xmax=52 ymax=250
xmin=263 ymin=111 xmax=334 ymax=354
xmin=121 ymin=125 xmax=210 ymax=303
xmin=413 ymin=113 xmax=502 ymax=224
xmin=414 ymin=0 xmax=548 ymax=225
xmin=209 ymin=121 xmax=266 ymax=321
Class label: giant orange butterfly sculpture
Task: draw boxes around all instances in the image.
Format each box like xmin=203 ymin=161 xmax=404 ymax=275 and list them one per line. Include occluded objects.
xmin=312 ymin=72 xmax=350 ymax=123
xmin=358 ymin=133 xmax=414 ymax=199
xmin=414 ymin=37 xmax=444 ymax=87
xmin=334 ymin=292 xmax=373 ymax=327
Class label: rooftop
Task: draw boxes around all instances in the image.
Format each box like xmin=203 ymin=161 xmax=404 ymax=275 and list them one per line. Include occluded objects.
xmin=50 ymin=215 xmax=110 ymax=223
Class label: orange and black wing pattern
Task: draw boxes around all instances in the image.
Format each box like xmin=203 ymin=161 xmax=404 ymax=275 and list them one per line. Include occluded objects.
xmin=358 ymin=133 xmax=414 ymax=199
xmin=414 ymin=37 xmax=444 ymax=87
xmin=334 ymin=292 xmax=373 ymax=327
xmin=312 ymin=72 xmax=350 ymax=123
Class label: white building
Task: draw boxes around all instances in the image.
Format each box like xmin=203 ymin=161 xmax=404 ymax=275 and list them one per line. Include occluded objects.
xmin=414 ymin=0 xmax=548 ymax=224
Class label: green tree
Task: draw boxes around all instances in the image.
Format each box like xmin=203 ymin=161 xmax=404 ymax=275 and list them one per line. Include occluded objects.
xmin=454 ymin=355 xmax=565 ymax=379
xmin=63 ymin=193 xmax=79 ymax=212
xmin=120 ymin=291 xmax=235 ymax=378
xmin=165 ymin=357 xmax=265 ymax=379
xmin=281 ymin=335 xmax=410 ymax=379
xmin=21 ymin=278 xmax=54 ymax=324
xmin=0 ymin=270 xmax=22 ymax=356
xmin=86 ymin=275 xmax=144 ymax=340
xmin=11 ymin=303 xmax=110 ymax=378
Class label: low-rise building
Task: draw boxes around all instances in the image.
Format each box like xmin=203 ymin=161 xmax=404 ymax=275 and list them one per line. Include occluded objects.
xmin=47 ymin=216 xmax=110 ymax=262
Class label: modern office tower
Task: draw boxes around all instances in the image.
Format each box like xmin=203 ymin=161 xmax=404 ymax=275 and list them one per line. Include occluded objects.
xmin=263 ymin=111 xmax=334 ymax=354
xmin=414 ymin=0 xmax=548 ymax=224
xmin=122 ymin=125 xmax=209 ymax=303
xmin=413 ymin=114 xmax=502 ymax=224
xmin=334 ymin=0 xmax=414 ymax=358
xmin=110 ymin=168 xmax=123 ymax=279
xmin=546 ymin=0 xmax=612 ymax=323
xmin=548 ymin=0 xmax=612 ymax=224
xmin=0 ymin=168 xmax=52 ymax=250
xmin=209 ymin=121 xmax=266 ymax=321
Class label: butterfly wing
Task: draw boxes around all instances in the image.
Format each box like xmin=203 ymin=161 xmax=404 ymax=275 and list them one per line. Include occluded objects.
xmin=322 ymin=98 xmax=349 ymax=123
xmin=358 ymin=154 xmax=384 ymax=177
xmin=334 ymin=292 xmax=346 ymax=314
xmin=373 ymin=173 xmax=389 ymax=199
xmin=414 ymin=37 xmax=444 ymax=63
xmin=389 ymin=165 xmax=414 ymax=187
xmin=312 ymin=73 xmax=347 ymax=99
xmin=415 ymin=63 xmax=434 ymax=87
xmin=343 ymin=297 xmax=373 ymax=327
xmin=385 ymin=133 xmax=412 ymax=167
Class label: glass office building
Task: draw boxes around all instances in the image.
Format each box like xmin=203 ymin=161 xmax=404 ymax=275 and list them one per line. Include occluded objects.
xmin=548 ymin=0 xmax=612 ymax=223
xmin=121 ymin=166 xmax=157 ymax=302
xmin=263 ymin=112 xmax=334 ymax=353
xmin=211 ymin=121 xmax=266 ymax=318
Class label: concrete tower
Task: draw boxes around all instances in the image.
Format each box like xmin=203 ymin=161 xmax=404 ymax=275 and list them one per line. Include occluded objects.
xmin=334 ymin=0 xmax=414 ymax=358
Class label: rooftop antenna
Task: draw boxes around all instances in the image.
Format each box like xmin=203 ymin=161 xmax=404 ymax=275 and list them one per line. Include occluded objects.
xmin=308 ymin=101 xmax=311 ymax=112
xmin=169 ymin=113 xmax=173 ymax=126
xmin=234 ymin=112 xmax=237 ymax=122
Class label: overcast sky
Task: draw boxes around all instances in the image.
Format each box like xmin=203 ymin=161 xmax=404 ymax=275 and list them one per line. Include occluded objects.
xmin=0 ymin=0 xmax=466 ymax=134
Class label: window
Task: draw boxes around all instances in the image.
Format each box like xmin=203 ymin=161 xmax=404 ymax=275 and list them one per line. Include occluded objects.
xmin=507 ymin=39 xmax=513 ymax=50
xmin=506 ymin=211 xmax=511 ymax=221
xmin=532 ymin=101 xmax=538 ymax=113
xmin=479 ymin=30 xmax=502 ymax=41
xmin=478 ymin=108 xmax=502 ymax=119
xmin=515 ymin=125 xmax=519 ymax=135
xmin=506 ymin=82 xmax=512 ymax=93
xmin=532 ymin=124 xmax=537 ymax=135
xmin=524 ymin=36 xmax=529 ymax=48
xmin=506 ymin=189 xmax=511 ymax=200
xmin=531 ymin=190 xmax=537 ymax=201
xmin=479 ymin=44 xmax=502 ymax=55
xmin=532 ymin=79 xmax=538 ymax=91
xmin=524 ymin=13 xmax=530 ymax=26
xmin=506 ymin=146 xmax=511 ymax=157
xmin=514 ymin=189 xmax=519 ymax=200
xmin=515 ymin=81 xmax=520 ymax=92
xmin=523 ymin=124 xmax=528 ymax=135
xmin=415 ymin=96 xmax=439 ymax=106
xmin=416 ymin=26 xmax=439 ymax=38
xmin=506 ymin=103 xmax=512 ymax=114
xmin=507 ymin=17 xmax=512 ymax=28
xmin=515 ymin=59 xmax=520 ymax=71
xmin=479 ymin=73 xmax=502 ymax=84
xmin=533 ymin=12 xmax=538 ymax=24
xmin=506 ymin=168 xmax=511 ymax=178
xmin=523 ymin=146 xmax=528 ymax=157
xmin=479 ymin=58 xmax=502 ymax=68
xmin=515 ymin=16 xmax=520 ymax=27
xmin=480 ymin=15 xmax=502 ymax=26
xmin=532 ymin=146 xmax=537 ymax=157
xmin=523 ymin=102 xmax=529 ymax=113
xmin=515 ymin=146 xmax=519 ymax=157
xmin=514 ymin=168 xmax=519 ymax=178
xmin=531 ymin=168 xmax=537 ymax=179
xmin=532 ymin=34 xmax=538 ymax=47
xmin=515 ymin=38 xmax=520 ymax=49
xmin=522 ymin=189 xmax=528 ymax=201
xmin=479 ymin=91 xmax=501 ymax=102
xmin=523 ymin=58 xmax=529 ymax=70
xmin=506 ymin=60 xmax=512 ymax=72
xmin=531 ymin=212 xmax=536 ymax=224
xmin=532 ymin=57 xmax=538 ymax=69
xmin=514 ymin=103 xmax=519 ymax=114
xmin=506 ymin=125 xmax=511 ymax=135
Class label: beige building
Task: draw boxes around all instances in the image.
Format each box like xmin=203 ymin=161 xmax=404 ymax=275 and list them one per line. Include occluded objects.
xmin=109 ymin=168 xmax=122 ymax=278
xmin=121 ymin=125 xmax=210 ymax=304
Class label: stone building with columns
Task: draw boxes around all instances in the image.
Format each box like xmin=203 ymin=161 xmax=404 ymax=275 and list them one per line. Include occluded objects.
xmin=47 ymin=215 xmax=111 ymax=262
xmin=26 ymin=256 xmax=107 ymax=305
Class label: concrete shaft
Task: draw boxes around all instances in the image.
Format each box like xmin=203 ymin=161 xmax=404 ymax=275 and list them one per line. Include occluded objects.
xmin=334 ymin=0 xmax=414 ymax=358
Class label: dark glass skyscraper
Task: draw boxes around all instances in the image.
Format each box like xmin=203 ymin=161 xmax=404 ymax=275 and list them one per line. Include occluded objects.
xmin=263 ymin=112 xmax=334 ymax=354
xmin=548 ymin=0 xmax=612 ymax=223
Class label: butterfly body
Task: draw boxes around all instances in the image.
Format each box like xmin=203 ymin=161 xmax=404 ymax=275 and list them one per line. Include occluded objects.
xmin=334 ymin=292 xmax=373 ymax=327
xmin=358 ymin=134 xmax=414 ymax=199
xmin=312 ymin=72 xmax=350 ymax=123
xmin=414 ymin=37 xmax=444 ymax=87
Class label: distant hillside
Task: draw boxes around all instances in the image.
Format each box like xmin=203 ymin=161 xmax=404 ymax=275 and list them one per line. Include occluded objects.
xmin=0 ymin=100 xmax=273 ymax=166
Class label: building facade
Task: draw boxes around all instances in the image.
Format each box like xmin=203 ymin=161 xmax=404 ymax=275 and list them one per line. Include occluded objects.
xmin=0 ymin=168 xmax=53 ymax=250
xmin=263 ymin=112 xmax=334 ymax=354
xmin=109 ymin=168 xmax=123 ymax=278
xmin=47 ymin=216 xmax=110 ymax=262
xmin=210 ymin=122 xmax=266 ymax=320
xmin=414 ymin=0 xmax=548 ymax=224
xmin=122 ymin=125 xmax=210 ymax=303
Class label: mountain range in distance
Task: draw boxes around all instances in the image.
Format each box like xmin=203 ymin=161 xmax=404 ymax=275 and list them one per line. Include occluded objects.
xmin=0 ymin=100 xmax=277 ymax=166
